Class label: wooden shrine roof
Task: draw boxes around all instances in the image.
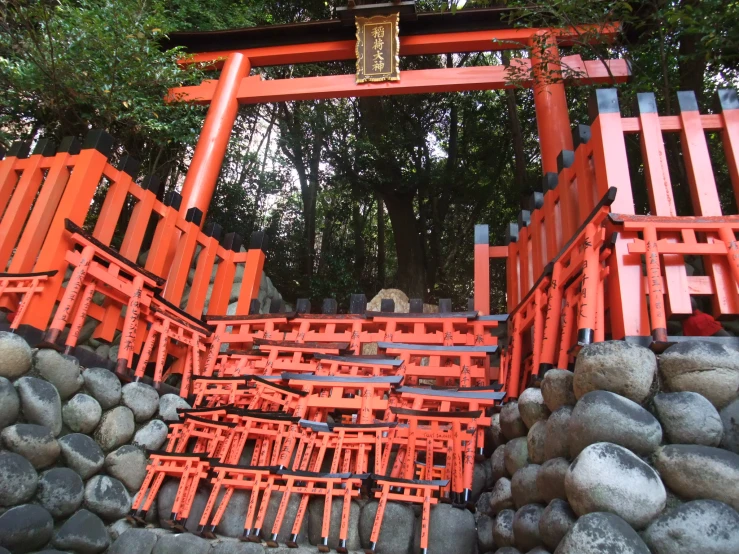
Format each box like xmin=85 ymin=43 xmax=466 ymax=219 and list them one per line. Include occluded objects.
xmin=164 ymin=7 xmax=517 ymax=54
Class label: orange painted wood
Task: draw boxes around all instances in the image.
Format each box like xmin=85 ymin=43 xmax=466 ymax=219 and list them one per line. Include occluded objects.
xmin=488 ymin=246 xmax=508 ymax=258
xmin=178 ymin=24 xmax=622 ymax=67
xmin=180 ymin=53 xmax=252 ymax=218
xmin=721 ymin=107 xmax=739 ymax=206
xmin=186 ymin=237 xmax=221 ymax=317
xmin=235 ymin=248 xmax=266 ymax=314
xmin=146 ymin=204 xmax=182 ymax=278
xmin=637 ymin=101 xmax=691 ymax=316
xmin=93 ymin=167 xmax=135 ymax=245
xmin=591 ymin=113 xmax=634 ymax=212
xmin=530 ymin=32 xmax=573 ymax=174
xmin=474 ymin=243 xmax=490 ymax=315
xmin=26 ymin=148 xmax=109 ymax=329
xmin=119 ymin=189 xmax=158 ymax=262
xmin=679 ymin=109 xmax=721 ymax=216
xmin=0 ymin=155 xmax=21 ymax=217
xmin=0 ymin=153 xmax=45 ymax=269
xmin=208 ymin=250 xmax=238 ymax=316
xmin=169 ymin=61 xmax=630 ymax=106
xmin=9 ymin=153 xmax=73 ymax=273
xmin=163 ymin=220 xmax=201 ymax=305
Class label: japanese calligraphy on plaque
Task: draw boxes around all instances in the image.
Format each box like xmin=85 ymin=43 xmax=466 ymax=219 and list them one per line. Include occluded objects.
xmin=356 ymin=13 xmax=400 ymax=83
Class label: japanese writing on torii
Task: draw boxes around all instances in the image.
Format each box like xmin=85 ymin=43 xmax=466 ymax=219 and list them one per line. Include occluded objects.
xmin=372 ymin=26 xmax=385 ymax=72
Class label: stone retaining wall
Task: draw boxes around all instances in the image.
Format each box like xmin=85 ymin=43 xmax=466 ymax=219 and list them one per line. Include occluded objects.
xmin=479 ymin=340 xmax=739 ymax=554
xmin=1 ymin=333 xmax=738 ymax=554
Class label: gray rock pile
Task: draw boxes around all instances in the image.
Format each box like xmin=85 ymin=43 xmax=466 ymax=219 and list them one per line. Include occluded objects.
xmin=3 ymin=332 xmax=739 ymax=554
xmin=480 ymin=339 xmax=739 ymax=554
xmin=0 ymin=332 xmax=190 ymax=553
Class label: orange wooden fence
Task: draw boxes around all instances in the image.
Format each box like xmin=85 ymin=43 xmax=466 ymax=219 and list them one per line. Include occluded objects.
xmin=475 ymin=87 xmax=739 ymax=397
xmin=0 ymin=130 xmax=266 ymax=341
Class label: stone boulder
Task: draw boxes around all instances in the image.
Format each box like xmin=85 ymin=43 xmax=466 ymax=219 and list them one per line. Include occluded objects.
xmin=155 ymin=480 xmax=209 ymax=533
xmin=0 ymin=451 xmax=37 ymax=506
xmin=512 ymin=504 xmax=545 ymax=552
xmin=36 ymin=467 xmax=84 ymax=519
xmin=539 ymin=499 xmax=576 ymax=551
xmin=541 ymin=370 xmax=576 ymax=412
xmin=574 ymin=341 xmax=656 ymax=404
xmin=414 ymin=503 xmax=476 ymax=554
xmin=367 ymin=289 xmax=410 ymax=312
xmin=565 ymin=442 xmax=666 ymax=529
xmin=477 ymin=491 xmax=493 ymax=517
xmin=659 ymin=341 xmax=739 ymax=409
xmin=490 ymin=477 xmax=514 ymax=515
xmin=359 ymin=500 xmax=414 ymax=554
xmin=212 ymin=490 xmax=250 ymax=538
xmin=59 ymin=433 xmax=105 ymax=479
xmin=568 ymin=391 xmax=662 ymax=457
xmin=493 ymin=548 xmax=520 ymax=554
xmin=652 ymin=391 xmax=723 ymax=446
xmin=0 ymin=331 xmax=32 ymax=379
xmin=84 ymin=475 xmax=132 ymax=521
xmin=33 ymin=349 xmax=83 ymax=400
xmin=544 ymin=407 xmax=572 ymax=461
xmin=501 ymin=402 xmax=528 ymax=440
xmin=493 ymin=509 xmax=515 ymax=548
xmin=63 ymin=393 xmax=102 ymax=434
xmin=95 ymin=406 xmax=135 ymax=451
xmin=106 ymin=445 xmax=147 ymax=491
xmin=518 ymin=388 xmax=551 ymax=428
xmin=642 ymin=499 xmax=739 ymax=554
xmin=0 ymin=376 xmax=19 ymax=429
xmin=108 ymin=529 xmax=159 ymax=554
xmin=133 ymin=419 xmax=168 ymax=450
xmin=537 ymin=458 xmax=568 ymax=503
xmin=211 ymin=540 xmax=265 ymax=554
xmin=721 ymin=398 xmax=739 ymax=454
xmin=307 ymin=497 xmax=360 ymax=551
xmin=491 ymin=444 xmax=508 ymax=481
xmin=0 ymin=504 xmax=53 ymax=553
xmin=121 ymin=382 xmax=159 ymax=422
xmin=527 ymin=421 xmax=547 ymax=464
xmin=654 ymin=444 xmax=739 ymax=511
xmin=472 ymin=461 xmax=489 ymax=500
xmin=554 ymin=512 xmax=650 ymax=554
xmin=82 ymin=367 xmax=122 ymax=409
xmin=52 ymin=509 xmax=110 ymax=553
xmin=159 ymin=394 xmax=191 ymax=421
xmin=504 ymin=438 xmax=529 ymax=475
xmin=1 ymin=423 xmax=59 ymax=468
xmin=486 ymin=413 xmax=505 ymax=451
xmin=152 ymin=533 xmax=212 ymax=554
xmin=659 ymin=340 xmax=739 ymax=410
xmin=478 ymin=514 xmax=494 ymax=553
xmin=511 ymin=464 xmax=543 ymax=508
xmin=15 ymin=376 xmax=62 ymax=435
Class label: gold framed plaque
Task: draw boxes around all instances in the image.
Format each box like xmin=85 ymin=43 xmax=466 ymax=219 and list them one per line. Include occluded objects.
xmin=355 ymin=13 xmax=400 ymax=83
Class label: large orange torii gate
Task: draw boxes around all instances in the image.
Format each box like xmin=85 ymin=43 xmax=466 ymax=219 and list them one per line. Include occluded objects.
xmin=163 ymin=6 xmax=629 ymax=221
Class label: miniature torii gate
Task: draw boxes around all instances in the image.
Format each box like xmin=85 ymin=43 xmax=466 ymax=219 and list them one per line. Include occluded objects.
xmin=165 ymin=3 xmax=629 ymax=221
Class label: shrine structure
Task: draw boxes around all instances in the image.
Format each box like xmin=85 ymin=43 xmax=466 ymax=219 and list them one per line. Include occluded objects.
xmin=0 ymin=2 xmax=737 ymax=553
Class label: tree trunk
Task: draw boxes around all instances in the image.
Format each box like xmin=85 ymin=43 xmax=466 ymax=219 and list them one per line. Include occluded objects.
xmin=376 ymin=193 xmax=386 ymax=289
xmin=382 ymin=190 xmax=426 ymax=298
xmin=352 ymin=199 xmax=366 ymax=285
xmin=678 ymin=0 xmax=708 ymax=106
xmin=317 ymin=210 xmax=335 ymax=278
xmin=506 ymin=88 xmax=528 ymax=190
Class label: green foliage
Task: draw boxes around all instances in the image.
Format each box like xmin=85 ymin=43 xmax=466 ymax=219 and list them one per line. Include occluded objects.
xmin=0 ymin=0 xmax=206 ymax=149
